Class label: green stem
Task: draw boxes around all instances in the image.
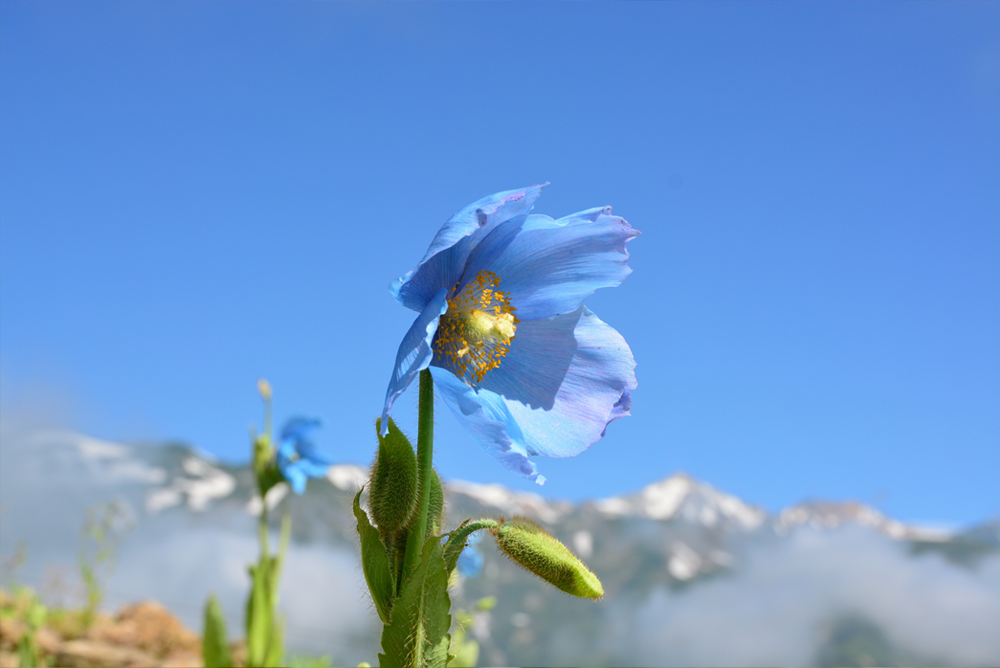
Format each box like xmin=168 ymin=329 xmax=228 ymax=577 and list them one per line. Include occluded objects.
xmin=263 ymin=395 xmax=273 ymax=447
xmin=402 ymin=369 xmax=435 ymax=581
xmin=258 ymin=506 xmax=270 ymax=562
xmin=274 ymin=511 xmax=291 ymax=595
xmin=258 ymin=390 xmax=273 ymax=561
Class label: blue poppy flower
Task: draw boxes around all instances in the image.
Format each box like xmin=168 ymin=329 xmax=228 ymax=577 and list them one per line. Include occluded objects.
xmin=457 ymin=533 xmax=484 ymax=579
xmin=276 ymin=417 xmax=334 ymax=494
xmin=381 ymin=185 xmax=638 ymax=485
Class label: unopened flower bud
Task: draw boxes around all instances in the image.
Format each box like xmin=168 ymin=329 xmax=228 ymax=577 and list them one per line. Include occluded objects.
xmin=370 ymin=417 xmax=418 ymax=534
xmin=257 ymin=378 xmax=272 ymax=401
xmin=492 ymin=516 xmax=603 ymax=599
xmin=252 ymin=433 xmax=273 ymax=478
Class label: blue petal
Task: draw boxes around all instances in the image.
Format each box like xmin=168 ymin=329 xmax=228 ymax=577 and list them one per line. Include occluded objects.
xmin=603 ymin=387 xmax=633 ymax=437
xmin=277 ymin=417 xmax=334 ymax=468
xmin=295 ymin=457 xmax=332 ymax=478
xmin=478 ymin=306 xmax=636 ymax=459
xmin=461 ymin=207 xmax=639 ymax=320
xmin=283 ymin=462 xmax=308 ymax=495
xmin=429 ymin=366 xmax=546 ymax=484
xmin=390 ymin=185 xmax=546 ymax=312
xmin=277 ymin=438 xmax=297 ymax=462
xmin=380 ymin=288 xmax=450 ymax=436
xmin=280 ymin=416 xmax=321 ymax=444
xmin=294 ymin=439 xmax=337 ymax=467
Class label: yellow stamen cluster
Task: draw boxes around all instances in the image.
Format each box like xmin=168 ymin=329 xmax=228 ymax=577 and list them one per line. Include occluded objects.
xmin=434 ymin=270 xmax=519 ymax=384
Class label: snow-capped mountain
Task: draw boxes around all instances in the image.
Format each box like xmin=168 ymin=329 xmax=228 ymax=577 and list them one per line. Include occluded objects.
xmin=591 ymin=472 xmax=766 ymax=530
xmin=1 ymin=429 xmax=998 ymax=667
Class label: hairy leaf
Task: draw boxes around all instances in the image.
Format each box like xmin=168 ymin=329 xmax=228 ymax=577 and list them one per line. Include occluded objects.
xmin=355 ymin=490 xmax=394 ymax=624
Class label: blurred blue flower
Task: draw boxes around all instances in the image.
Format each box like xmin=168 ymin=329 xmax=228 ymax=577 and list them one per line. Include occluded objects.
xmin=381 ymin=185 xmax=638 ymax=484
xmin=276 ymin=417 xmax=334 ymax=494
xmin=457 ymin=533 xmax=484 ymax=579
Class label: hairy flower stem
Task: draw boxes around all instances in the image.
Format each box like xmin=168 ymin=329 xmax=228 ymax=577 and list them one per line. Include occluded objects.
xmin=402 ymin=369 xmax=434 ymax=581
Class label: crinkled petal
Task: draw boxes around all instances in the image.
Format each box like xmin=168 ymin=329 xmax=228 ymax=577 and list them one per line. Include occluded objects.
xmin=477 ymin=306 xmax=636 ymax=459
xmin=460 ymin=207 xmax=639 ymax=320
xmin=603 ymin=387 xmax=633 ymax=437
xmin=390 ymin=185 xmax=546 ymax=312
xmin=380 ymin=288 xmax=449 ymax=435
xmin=429 ymin=365 xmax=546 ymax=485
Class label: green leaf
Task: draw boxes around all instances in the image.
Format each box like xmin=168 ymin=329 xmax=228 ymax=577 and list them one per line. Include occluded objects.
xmin=266 ymin=613 xmax=286 ymax=667
xmin=354 ymin=490 xmax=394 ymax=624
xmin=202 ymin=594 xmax=232 ymax=668
xmin=378 ymin=535 xmax=452 ymax=668
xmin=246 ymin=554 xmax=287 ymax=668
xmin=246 ymin=560 xmax=273 ymax=668
xmin=246 ymin=564 xmax=264 ymax=667
xmin=17 ymin=634 xmax=39 ymax=668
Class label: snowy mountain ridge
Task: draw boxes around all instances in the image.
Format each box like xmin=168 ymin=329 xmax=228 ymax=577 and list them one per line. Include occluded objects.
xmin=51 ymin=427 xmax=957 ymax=543
xmin=54 ymin=429 xmax=988 ymax=596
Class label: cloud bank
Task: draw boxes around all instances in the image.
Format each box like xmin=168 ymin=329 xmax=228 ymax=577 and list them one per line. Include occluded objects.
xmin=609 ymin=527 xmax=1000 ymax=666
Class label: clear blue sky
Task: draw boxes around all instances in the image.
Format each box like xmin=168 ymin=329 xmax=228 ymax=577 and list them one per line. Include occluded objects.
xmin=2 ymin=2 xmax=997 ymax=526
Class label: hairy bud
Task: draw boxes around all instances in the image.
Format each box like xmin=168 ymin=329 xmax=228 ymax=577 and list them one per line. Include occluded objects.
xmin=370 ymin=417 xmax=419 ymax=534
xmin=492 ymin=516 xmax=603 ymax=599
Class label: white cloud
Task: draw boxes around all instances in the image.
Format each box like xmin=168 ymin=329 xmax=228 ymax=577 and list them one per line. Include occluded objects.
xmin=612 ymin=526 xmax=1000 ymax=666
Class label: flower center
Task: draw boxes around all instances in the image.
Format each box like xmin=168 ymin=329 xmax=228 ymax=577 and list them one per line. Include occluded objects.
xmin=434 ymin=270 xmax=519 ymax=384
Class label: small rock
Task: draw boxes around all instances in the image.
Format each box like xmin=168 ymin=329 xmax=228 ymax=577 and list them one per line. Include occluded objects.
xmin=36 ymin=626 xmax=62 ymax=655
xmin=88 ymin=600 xmax=200 ymax=658
xmin=0 ymin=617 xmax=23 ymax=650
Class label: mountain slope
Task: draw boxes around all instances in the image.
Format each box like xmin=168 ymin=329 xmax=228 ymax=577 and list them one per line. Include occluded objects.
xmin=1 ymin=429 xmax=997 ymax=667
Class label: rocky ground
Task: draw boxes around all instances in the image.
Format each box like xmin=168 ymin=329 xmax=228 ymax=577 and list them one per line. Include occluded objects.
xmin=0 ymin=588 xmax=235 ymax=668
